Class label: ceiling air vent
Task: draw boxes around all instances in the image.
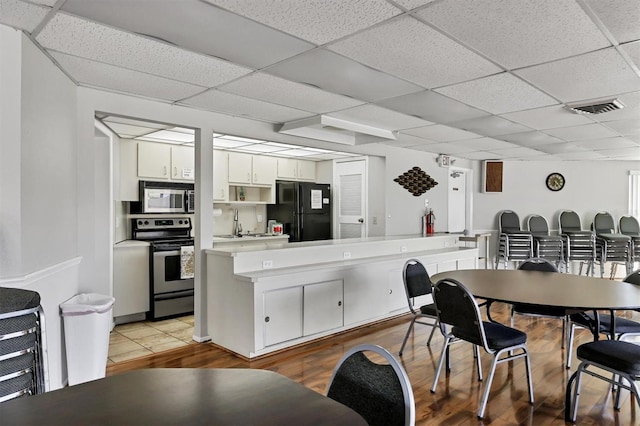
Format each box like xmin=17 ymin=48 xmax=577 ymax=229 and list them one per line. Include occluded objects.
xmin=566 ymin=98 xmax=624 ymax=115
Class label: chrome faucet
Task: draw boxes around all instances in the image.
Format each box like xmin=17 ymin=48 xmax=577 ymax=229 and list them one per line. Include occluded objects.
xmin=232 ymin=209 xmax=242 ymax=236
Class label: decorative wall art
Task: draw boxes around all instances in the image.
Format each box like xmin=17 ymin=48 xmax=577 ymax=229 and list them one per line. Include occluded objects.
xmin=394 ymin=167 xmax=438 ymax=196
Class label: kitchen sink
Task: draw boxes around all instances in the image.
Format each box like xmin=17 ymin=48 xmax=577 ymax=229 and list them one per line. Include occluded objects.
xmin=215 ymin=234 xmax=243 ymax=239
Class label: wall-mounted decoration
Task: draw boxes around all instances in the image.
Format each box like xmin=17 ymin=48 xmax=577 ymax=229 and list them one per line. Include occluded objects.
xmin=394 ymin=167 xmax=438 ymax=196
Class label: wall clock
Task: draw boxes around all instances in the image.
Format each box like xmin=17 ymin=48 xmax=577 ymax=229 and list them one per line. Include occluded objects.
xmin=546 ymin=172 xmax=565 ymax=191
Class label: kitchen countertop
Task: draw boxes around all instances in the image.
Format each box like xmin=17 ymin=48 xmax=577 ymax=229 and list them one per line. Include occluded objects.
xmin=212 ymin=234 xmax=289 ymax=244
xmin=114 ymin=240 xmax=151 ymax=248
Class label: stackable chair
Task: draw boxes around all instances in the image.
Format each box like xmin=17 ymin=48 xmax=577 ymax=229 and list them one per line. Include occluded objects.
xmin=619 ymin=215 xmax=640 ymax=270
xmin=398 ymin=259 xmax=438 ymax=356
xmin=559 ymin=210 xmax=596 ymax=276
xmin=566 ymin=340 xmax=640 ymax=423
xmin=327 ymin=344 xmax=415 ymax=426
xmin=495 ymin=210 xmax=533 ymax=269
xmin=527 ymin=215 xmax=564 ymax=269
xmin=430 ymin=278 xmax=534 ymax=419
xmin=592 ymin=212 xmax=631 ymax=278
xmin=0 ymin=288 xmax=48 ymax=402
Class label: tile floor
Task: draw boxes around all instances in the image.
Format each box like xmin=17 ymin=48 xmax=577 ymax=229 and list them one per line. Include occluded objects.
xmin=107 ymin=315 xmax=195 ymax=365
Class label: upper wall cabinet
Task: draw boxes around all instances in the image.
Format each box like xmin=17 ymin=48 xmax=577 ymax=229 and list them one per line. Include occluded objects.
xmin=228 ymin=152 xmax=276 ymax=186
xmin=170 ymin=146 xmax=195 ymax=181
xmin=137 ymin=142 xmax=194 ymax=182
xmin=213 ymin=150 xmax=228 ymax=202
xmin=277 ymin=158 xmax=316 ymax=182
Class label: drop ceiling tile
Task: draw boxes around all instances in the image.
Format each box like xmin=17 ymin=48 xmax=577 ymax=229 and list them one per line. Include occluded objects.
xmin=393 ymin=0 xmax=436 ymax=10
xmin=205 ymin=0 xmax=400 ymax=45
xmin=102 ymin=122 xmax=159 ymax=138
xmin=572 ymin=137 xmax=639 ymax=150
xmin=586 ymin=0 xmax=640 ymax=44
xmin=102 ymin=116 xmax=174 ymax=130
xmin=414 ymin=142 xmax=475 ymax=155
xmin=181 ymin=90 xmax=314 ymax=123
xmin=449 ymin=137 xmax=518 ymax=151
xmin=213 ymin=138 xmax=253 ymax=149
xmin=326 ymin=104 xmax=431 ymax=130
xmin=403 ymin=124 xmax=481 ymax=141
xmin=554 ymin=151 xmax=607 ymax=161
xmin=544 ymin=123 xmax=619 ymax=141
xmin=415 ymin=0 xmax=611 ymax=69
xmin=486 ymin=146 xmax=546 ymax=158
xmin=536 ymin=143 xmax=589 ymax=155
xmin=451 ymin=116 xmax=532 ymax=137
xmin=1 ymin=0 xmax=48 ymax=32
xmin=621 ymin=41 xmax=640 ymax=70
xmin=590 ymin=92 xmax=640 ymax=122
xmin=329 ymin=16 xmax=501 ymax=88
xmin=387 ymin=133 xmax=438 ymax=148
xmin=435 ymin=73 xmax=557 ymax=114
xmin=602 ymin=119 xmax=640 ymax=136
xmin=61 ymin=0 xmax=314 ymax=69
xmin=377 ymin=91 xmax=490 ymax=123
xmin=499 ymin=104 xmax=595 ymax=130
xmin=498 ymin=131 xmax=564 ymax=147
xmin=27 ymin=0 xmax=58 ymax=6
xmin=594 ymin=146 xmax=640 ymax=159
xmin=218 ymin=72 xmax=363 ymax=114
xmin=50 ymin=52 xmax=206 ymax=101
xmin=457 ymin=151 xmax=504 ymax=160
xmin=38 ymin=13 xmax=251 ymax=88
xmin=267 ymin=48 xmax=423 ymax=102
xmin=515 ymin=48 xmax=640 ymax=102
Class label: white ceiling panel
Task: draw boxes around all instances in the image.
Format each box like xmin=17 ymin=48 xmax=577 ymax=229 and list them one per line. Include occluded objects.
xmin=205 ymin=0 xmax=401 ymax=45
xmin=393 ymin=0 xmax=436 ymax=10
xmin=621 ymin=40 xmax=640 ymax=70
xmin=544 ymin=123 xmax=620 ymax=141
xmin=403 ymin=124 xmax=480 ymax=141
xmin=218 ymin=72 xmax=363 ymax=114
xmin=50 ymin=52 xmax=206 ymax=101
xmin=27 ymin=0 xmax=58 ymax=6
xmin=267 ymin=48 xmax=423 ymax=102
xmin=594 ymin=146 xmax=640 ymax=159
xmin=536 ymin=143 xmax=589 ymax=155
xmin=102 ymin=122 xmax=158 ymax=138
xmin=61 ymin=0 xmax=314 ymax=69
xmin=589 ymin=91 xmax=640 ymax=122
xmin=1 ymin=0 xmax=48 ymax=32
xmin=435 ymin=73 xmax=558 ymax=114
xmin=500 ymin=104 xmax=595 ymax=130
xmin=586 ymin=0 xmax=640 ymax=44
xmin=515 ymin=48 xmax=640 ymax=102
xmin=498 ymin=131 xmax=564 ymax=147
xmin=571 ymin=137 xmax=639 ymax=150
xmin=486 ymin=146 xmax=546 ymax=158
xmin=181 ymin=90 xmax=314 ymax=123
xmin=459 ymin=151 xmax=505 ymax=160
xmin=451 ymin=115 xmax=532 ymax=137
xmin=326 ymin=104 xmax=431 ymax=130
xmin=414 ymin=142 xmax=475 ymax=155
xmin=384 ymin=133 xmax=438 ymax=148
xmin=449 ymin=137 xmax=518 ymax=151
xmin=415 ymin=0 xmax=611 ymax=69
xmin=329 ymin=16 xmax=501 ymax=88
xmin=602 ymin=119 xmax=640 ymax=135
xmin=102 ymin=116 xmax=173 ymax=130
xmin=554 ymin=151 xmax=607 ymax=161
xmin=37 ymin=13 xmax=251 ymax=88
xmin=377 ymin=91 xmax=490 ymax=123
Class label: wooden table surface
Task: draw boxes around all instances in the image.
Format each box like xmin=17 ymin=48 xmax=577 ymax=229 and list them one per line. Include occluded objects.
xmin=0 ymin=369 xmax=367 ymax=426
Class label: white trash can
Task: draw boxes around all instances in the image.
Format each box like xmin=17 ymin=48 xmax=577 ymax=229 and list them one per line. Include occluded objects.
xmin=60 ymin=293 xmax=115 ymax=386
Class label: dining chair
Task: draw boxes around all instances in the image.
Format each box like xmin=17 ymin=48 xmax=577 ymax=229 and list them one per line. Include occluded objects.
xmin=619 ymin=216 xmax=640 ymax=269
xmin=565 ymin=340 xmax=640 ymax=423
xmin=327 ymin=344 xmax=415 ymax=426
xmin=559 ymin=210 xmax=596 ymax=276
xmin=398 ymin=259 xmax=438 ymax=356
xmin=592 ymin=212 xmax=632 ymax=278
xmin=496 ymin=210 xmax=533 ymax=269
xmin=430 ymin=278 xmax=534 ymax=419
xmin=527 ymin=215 xmax=564 ymax=268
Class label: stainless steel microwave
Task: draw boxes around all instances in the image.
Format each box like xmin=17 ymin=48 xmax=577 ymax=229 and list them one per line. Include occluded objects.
xmin=139 ymin=181 xmax=195 ymax=214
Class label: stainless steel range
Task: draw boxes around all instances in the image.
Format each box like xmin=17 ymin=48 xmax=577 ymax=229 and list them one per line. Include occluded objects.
xmin=132 ymin=217 xmax=194 ymax=320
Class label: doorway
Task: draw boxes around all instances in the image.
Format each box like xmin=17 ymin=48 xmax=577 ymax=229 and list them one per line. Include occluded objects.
xmin=447 ymin=167 xmax=472 ymax=233
xmin=334 ymin=159 xmax=367 ymax=239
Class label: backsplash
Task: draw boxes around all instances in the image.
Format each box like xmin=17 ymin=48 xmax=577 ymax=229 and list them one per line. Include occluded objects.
xmin=213 ymin=205 xmax=267 ymax=236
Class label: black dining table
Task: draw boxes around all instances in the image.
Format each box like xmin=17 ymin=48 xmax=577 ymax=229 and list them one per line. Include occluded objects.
xmin=0 ymin=368 xmax=367 ymax=426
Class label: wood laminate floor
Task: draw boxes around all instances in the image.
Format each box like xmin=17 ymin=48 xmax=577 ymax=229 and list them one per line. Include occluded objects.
xmin=107 ymin=303 xmax=639 ymax=425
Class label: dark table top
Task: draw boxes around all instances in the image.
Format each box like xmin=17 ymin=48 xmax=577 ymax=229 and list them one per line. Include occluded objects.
xmin=431 ymin=269 xmax=640 ymax=310
xmin=0 ymin=368 xmax=367 ymax=426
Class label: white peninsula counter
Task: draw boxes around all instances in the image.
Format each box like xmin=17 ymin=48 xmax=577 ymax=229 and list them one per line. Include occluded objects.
xmin=205 ymin=234 xmax=478 ymax=358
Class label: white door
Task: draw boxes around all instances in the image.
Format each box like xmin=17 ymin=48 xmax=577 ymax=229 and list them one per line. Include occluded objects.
xmin=447 ymin=169 xmax=467 ymax=233
xmin=334 ymin=159 xmax=367 ymax=239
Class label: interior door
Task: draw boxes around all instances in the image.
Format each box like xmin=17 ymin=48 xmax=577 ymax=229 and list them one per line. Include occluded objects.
xmin=335 ymin=159 xmax=367 ymax=239
xmin=447 ymin=169 xmax=468 ymax=233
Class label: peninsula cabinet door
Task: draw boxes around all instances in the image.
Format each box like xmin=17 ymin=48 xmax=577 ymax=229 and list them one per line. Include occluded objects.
xmin=303 ymin=280 xmax=344 ymax=336
xmin=263 ymin=287 xmax=303 ymax=346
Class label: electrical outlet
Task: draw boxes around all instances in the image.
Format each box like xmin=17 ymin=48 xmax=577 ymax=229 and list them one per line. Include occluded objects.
xmin=262 ymin=260 xmax=273 ymax=269
xmin=372 ymin=216 xmax=378 ymax=225
xmin=343 ymin=252 xmax=351 ymax=259
xmin=400 ymin=246 xmax=407 ymax=253
xmin=257 ymin=214 xmax=263 ymax=223
xmin=444 ymin=241 xmax=450 ymax=247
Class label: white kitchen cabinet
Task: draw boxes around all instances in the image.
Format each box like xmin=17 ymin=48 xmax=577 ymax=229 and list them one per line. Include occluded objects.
xmin=387 ymin=269 xmax=407 ymax=313
xmin=303 ymin=280 xmax=343 ymax=336
xmin=113 ymin=242 xmax=150 ymax=318
xmin=228 ymin=152 xmax=253 ymax=184
xmin=170 ymin=145 xmax=194 ymax=181
xmin=213 ymin=150 xmax=228 ymax=202
xmin=229 ymin=152 xmax=276 ymax=186
xmin=252 ymin=155 xmax=276 ymax=185
xmin=277 ymin=158 xmax=316 ymax=181
xmin=118 ymin=139 xmax=139 ymax=201
xmin=138 ymin=142 xmax=171 ymax=180
xmin=264 ymin=286 xmax=303 ymax=346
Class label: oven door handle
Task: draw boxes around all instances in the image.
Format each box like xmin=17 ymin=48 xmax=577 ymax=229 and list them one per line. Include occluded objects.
xmin=153 ymin=250 xmax=181 ymax=258
xmin=155 ymin=289 xmax=194 ymax=300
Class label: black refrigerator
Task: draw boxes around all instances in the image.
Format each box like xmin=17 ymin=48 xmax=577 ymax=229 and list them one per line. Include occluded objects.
xmin=267 ymin=181 xmax=331 ymax=242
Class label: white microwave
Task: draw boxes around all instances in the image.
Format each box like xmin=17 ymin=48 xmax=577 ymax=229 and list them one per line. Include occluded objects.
xmin=140 ymin=181 xmax=195 ymax=214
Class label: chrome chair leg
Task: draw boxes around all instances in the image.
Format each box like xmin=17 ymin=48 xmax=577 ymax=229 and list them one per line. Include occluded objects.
xmin=426 ymin=323 xmax=437 ymax=346
xmin=431 ymin=336 xmax=452 ymax=393
xmin=474 ymin=345 xmax=483 ymax=381
xmin=477 ymin=354 xmax=499 ymax=418
xmin=399 ymin=317 xmax=417 ymax=356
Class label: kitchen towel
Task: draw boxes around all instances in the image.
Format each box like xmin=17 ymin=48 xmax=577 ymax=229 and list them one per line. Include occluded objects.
xmin=180 ymin=246 xmax=195 ymax=279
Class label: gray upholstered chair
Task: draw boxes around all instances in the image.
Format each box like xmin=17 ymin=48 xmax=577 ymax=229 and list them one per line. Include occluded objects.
xmin=619 ymin=215 xmax=640 ymax=269
xmin=559 ymin=210 xmax=596 ymax=276
xmin=430 ymin=278 xmax=534 ymax=419
xmin=527 ymin=215 xmax=564 ymax=268
xmin=327 ymin=344 xmax=415 ymax=426
xmin=495 ymin=210 xmax=533 ymax=269
xmin=398 ymin=259 xmax=438 ymax=356
xmin=592 ymin=212 xmax=632 ymax=278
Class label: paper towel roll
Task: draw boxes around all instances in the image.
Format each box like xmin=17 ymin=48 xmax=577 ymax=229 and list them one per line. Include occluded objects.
xmin=213 ymin=208 xmax=222 ymax=217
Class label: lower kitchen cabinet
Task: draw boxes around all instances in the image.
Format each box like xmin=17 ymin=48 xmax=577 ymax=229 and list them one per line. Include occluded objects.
xmin=264 ymin=287 xmax=302 ymax=347
xmin=113 ymin=241 xmax=150 ymax=319
xmin=303 ymin=280 xmax=343 ymax=336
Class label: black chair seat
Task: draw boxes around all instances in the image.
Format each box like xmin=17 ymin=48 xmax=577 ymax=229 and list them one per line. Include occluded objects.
xmin=513 ymin=303 xmax=567 ymax=318
xmin=532 ymin=234 xmax=563 ymax=242
xmin=453 ymin=321 xmax=526 ymax=350
xmin=598 ymin=233 xmax=631 ymax=242
xmin=577 ymin=340 xmax=640 ymax=376
xmin=570 ymin=312 xmax=640 ymax=335
xmin=419 ymin=303 xmax=437 ymax=316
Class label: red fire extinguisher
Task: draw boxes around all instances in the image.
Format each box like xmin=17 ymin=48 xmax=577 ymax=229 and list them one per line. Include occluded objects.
xmin=426 ymin=209 xmax=435 ymax=235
